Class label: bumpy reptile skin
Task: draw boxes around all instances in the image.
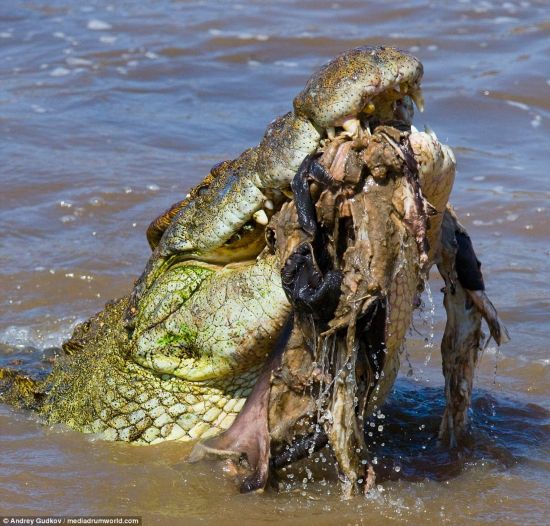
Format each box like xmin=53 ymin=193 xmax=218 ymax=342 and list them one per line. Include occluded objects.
xmin=43 ymin=296 xmax=270 ymax=444
xmin=294 ymin=47 xmax=422 ymax=127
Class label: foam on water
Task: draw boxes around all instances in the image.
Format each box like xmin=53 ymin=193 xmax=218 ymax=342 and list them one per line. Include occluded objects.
xmin=50 ymin=67 xmax=71 ymax=77
xmin=87 ymin=19 xmax=112 ymax=31
xmin=0 ymin=320 xmax=80 ymax=350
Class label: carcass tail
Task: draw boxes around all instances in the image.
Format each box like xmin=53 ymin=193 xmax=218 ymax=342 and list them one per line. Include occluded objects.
xmin=467 ymin=289 xmax=510 ymax=346
xmin=437 ymin=207 xmax=510 ymax=448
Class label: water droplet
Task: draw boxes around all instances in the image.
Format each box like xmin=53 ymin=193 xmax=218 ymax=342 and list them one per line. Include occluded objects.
xmin=421 ymin=281 xmax=435 ymax=366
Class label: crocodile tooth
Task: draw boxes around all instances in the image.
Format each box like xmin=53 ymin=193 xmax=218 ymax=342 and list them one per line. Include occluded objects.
xmin=363 ymin=121 xmax=372 ymax=136
xmin=264 ymin=199 xmax=274 ymax=210
xmin=252 ymin=209 xmax=269 ymax=225
xmin=411 ymin=88 xmax=424 ymax=112
xmin=342 ymin=117 xmax=361 ymax=137
xmin=327 ymin=127 xmax=336 ymax=140
xmin=410 ymin=124 xmax=419 ymax=133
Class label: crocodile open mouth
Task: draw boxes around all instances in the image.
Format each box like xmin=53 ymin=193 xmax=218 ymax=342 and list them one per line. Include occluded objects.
xmin=126 ymin=47 xmax=426 ymax=330
xmin=211 ymin=81 xmax=425 ymax=262
xmin=133 ymin=83 xmax=425 ymax=313
xmin=324 ymin=83 xmax=423 ymax=141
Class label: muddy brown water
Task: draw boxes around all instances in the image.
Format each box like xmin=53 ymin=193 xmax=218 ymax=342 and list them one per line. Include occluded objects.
xmin=1 ymin=0 xmax=549 ymax=524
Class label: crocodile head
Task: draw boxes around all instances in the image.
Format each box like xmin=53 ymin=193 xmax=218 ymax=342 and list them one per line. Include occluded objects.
xmin=5 ymin=47 xmax=467 ymax=447
xmin=108 ymin=46 xmax=454 ymax=440
xmin=126 ymin=47 xmax=428 ymax=324
xmin=149 ymin=47 xmax=424 ymax=260
xmin=123 ymin=46 xmax=435 ymax=380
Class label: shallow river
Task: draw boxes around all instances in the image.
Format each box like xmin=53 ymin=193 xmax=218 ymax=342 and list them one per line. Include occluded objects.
xmin=1 ymin=0 xmax=549 ymax=524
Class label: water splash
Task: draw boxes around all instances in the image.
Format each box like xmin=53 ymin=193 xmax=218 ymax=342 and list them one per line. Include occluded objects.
xmin=421 ymin=280 xmax=436 ymax=367
xmin=492 ymin=344 xmax=501 ymax=387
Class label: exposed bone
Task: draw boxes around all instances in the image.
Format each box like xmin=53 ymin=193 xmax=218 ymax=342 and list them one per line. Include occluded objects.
xmin=327 ymin=141 xmax=355 ymax=182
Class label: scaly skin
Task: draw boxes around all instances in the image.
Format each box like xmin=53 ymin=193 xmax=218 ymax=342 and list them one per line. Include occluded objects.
xmin=42 ymin=257 xmax=290 ymax=444
xmin=0 ymin=47 xmax=506 ymax=449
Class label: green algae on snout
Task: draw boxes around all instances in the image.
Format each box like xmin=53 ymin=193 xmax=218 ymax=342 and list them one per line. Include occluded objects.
xmin=156 ymin=324 xmax=198 ymax=349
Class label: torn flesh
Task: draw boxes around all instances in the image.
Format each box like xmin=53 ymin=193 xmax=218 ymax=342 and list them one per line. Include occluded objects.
xmin=191 ymin=117 xmax=509 ymax=497
xmin=190 ymin=121 xmax=433 ymax=493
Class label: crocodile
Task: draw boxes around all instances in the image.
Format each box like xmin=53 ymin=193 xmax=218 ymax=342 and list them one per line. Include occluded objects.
xmin=0 ymin=46 xmax=508 ymax=457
